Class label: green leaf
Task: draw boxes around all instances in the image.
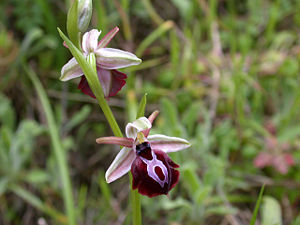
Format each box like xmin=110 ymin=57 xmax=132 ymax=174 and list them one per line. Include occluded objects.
xmin=98 ymin=171 xmax=112 ymax=208
xmin=137 ymin=93 xmax=147 ymax=118
xmin=206 ymin=205 xmax=237 ymax=216
xmin=278 ymin=126 xmax=300 ymax=142
xmin=182 ymin=102 xmax=201 ymax=135
xmin=195 ymin=186 xmax=212 ymax=205
xmin=10 ymin=185 xmax=67 ymax=224
xmin=23 ymin=64 xmax=76 ymax=225
xmin=170 ymin=0 xmax=193 ymax=22
xmin=135 ymin=20 xmax=173 ymax=57
xmin=0 ymin=178 xmax=9 ymax=195
xmin=0 ymin=93 xmax=16 ymax=129
xmin=182 ymin=163 xmax=202 ymax=195
xmin=64 ymin=105 xmax=91 ymax=133
xmin=67 ymin=0 xmax=80 ymax=48
xmin=25 ymin=170 xmax=50 ymax=184
xmin=161 ymin=197 xmax=191 ymax=210
xmin=261 ymin=196 xmax=282 ymax=225
xmin=160 ymin=97 xmax=181 ymax=136
xmin=291 ymin=215 xmax=300 ymax=225
xmin=77 ymin=185 xmax=88 ymax=218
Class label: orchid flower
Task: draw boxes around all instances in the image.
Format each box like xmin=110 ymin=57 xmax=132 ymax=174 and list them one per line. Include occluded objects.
xmin=60 ymin=27 xmax=141 ymax=98
xmin=96 ymin=111 xmax=190 ymax=197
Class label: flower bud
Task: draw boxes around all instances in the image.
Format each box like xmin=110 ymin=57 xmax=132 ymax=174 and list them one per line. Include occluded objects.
xmin=77 ymin=0 xmax=92 ymax=33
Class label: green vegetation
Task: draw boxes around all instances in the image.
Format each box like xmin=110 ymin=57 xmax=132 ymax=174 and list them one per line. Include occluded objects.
xmin=1 ymin=0 xmax=300 ymax=224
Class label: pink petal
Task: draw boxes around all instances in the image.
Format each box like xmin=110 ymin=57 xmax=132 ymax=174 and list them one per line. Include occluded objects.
xmin=148 ymin=110 xmax=159 ymax=124
xmin=77 ymin=69 xmax=127 ymax=99
xmin=98 ymin=68 xmax=112 ymax=97
xmin=98 ymin=27 xmax=119 ymax=48
xmin=284 ymin=154 xmax=295 ymax=166
xmin=63 ymin=41 xmax=68 ymax=48
xmin=109 ymin=70 xmax=127 ymax=97
xmin=271 ymin=154 xmax=294 ymax=174
xmin=272 ymin=156 xmax=289 ymax=174
xmin=96 ymin=136 xmax=134 ymax=147
xmin=82 ymin=29 xmax=101 ymax=53
xmin=148 ymin=134 xmax=190 ymax=153
xmin=105 ymin=147 xmax=135 ymax=183
xmin=254 ymin=152 xmax=272 ymax=168
xmin=98 ymin=69 xmax=127 ymax=98
xmin=143 ymin=110 xmax=159 ymax=137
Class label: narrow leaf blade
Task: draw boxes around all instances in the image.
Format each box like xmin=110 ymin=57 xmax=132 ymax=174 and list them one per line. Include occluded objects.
xmin=250 ymin=184 xmax=265 ymax=225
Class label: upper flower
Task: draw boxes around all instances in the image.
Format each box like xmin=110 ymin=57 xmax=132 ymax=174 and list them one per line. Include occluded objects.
xmin=96 ymin=111 xmax=190 ymax=197
xmin=60 ymin=27 xmax=141 ymax=98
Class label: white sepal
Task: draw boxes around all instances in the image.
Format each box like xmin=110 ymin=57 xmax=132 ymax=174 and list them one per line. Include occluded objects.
xmin=148 ymin=134 xmax=190 ymax=153
xmin=60 ymin=57 xmax=84 ymax=81
xmin=105 ymin=147 xmax=135 ymax=183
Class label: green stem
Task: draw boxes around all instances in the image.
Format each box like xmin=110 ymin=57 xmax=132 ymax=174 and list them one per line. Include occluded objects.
xmin=87 ymin=50 xmax=141 ymax=225
xmin=127 ymin=73 xmax=142 ymax=225
xmin=130 ymin=173 xmax=142 ymax=225
xmin=87 ymin=54 xmax=141 ymax=225
xmin=57 ymin=29 xmax=141 ymax=224
xmin=67 ymin=0 xmax=80 ymax=49
xmin=10 ymin=184 xmax=68 ymax=224
xmin=23 ymin=63 xmax=76 ymax=225
xmin=86 ymin=53 xmax=123 ymax=138
xmin=86 ymin=53 xmax=142 ymax=225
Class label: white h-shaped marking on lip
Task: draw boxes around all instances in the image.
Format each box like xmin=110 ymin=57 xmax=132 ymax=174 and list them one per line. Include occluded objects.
xmin=140 ymin=151 xmax=168 ymax=188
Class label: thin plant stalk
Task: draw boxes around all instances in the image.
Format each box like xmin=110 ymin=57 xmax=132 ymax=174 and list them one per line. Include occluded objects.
xmin=58 ymin=29 xmax=142 ymax=225
xmin=125 ymin=40 xmax=149 ymax=225
xmin=129 ymin=94 xmax=147 ymax=225
xmin=250 ymin=185 xmax=265 ymax=225
xmin=23 ymin=63 xmax=76 ymax=225
xmin=130 ymin=174 xmax=142 ymax=225
xmin=88 ymin=54 xmax=142 ymax=225
xmin=127 ymin=88 xmax=141 ymax=225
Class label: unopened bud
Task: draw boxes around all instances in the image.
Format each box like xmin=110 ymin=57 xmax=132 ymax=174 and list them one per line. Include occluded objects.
xmin=78 ymin=0 xmax=92 ymax=33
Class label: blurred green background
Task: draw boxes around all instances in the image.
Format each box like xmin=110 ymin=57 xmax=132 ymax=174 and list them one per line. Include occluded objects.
xmin=1 ymin=0 xmax=300 ymax=224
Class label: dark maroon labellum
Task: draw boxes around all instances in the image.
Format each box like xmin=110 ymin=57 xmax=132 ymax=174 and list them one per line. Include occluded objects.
xmin=131 ymin=142 xmax=180 ymax=198
xmin=136 ymin=142 xmax=152 ymax=160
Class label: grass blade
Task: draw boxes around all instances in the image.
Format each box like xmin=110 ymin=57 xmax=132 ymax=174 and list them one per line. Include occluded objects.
xmin=23 ymin=63 xmax=76 ymax=225
xmin=250 ymin=184 xmax=265 ymax=225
